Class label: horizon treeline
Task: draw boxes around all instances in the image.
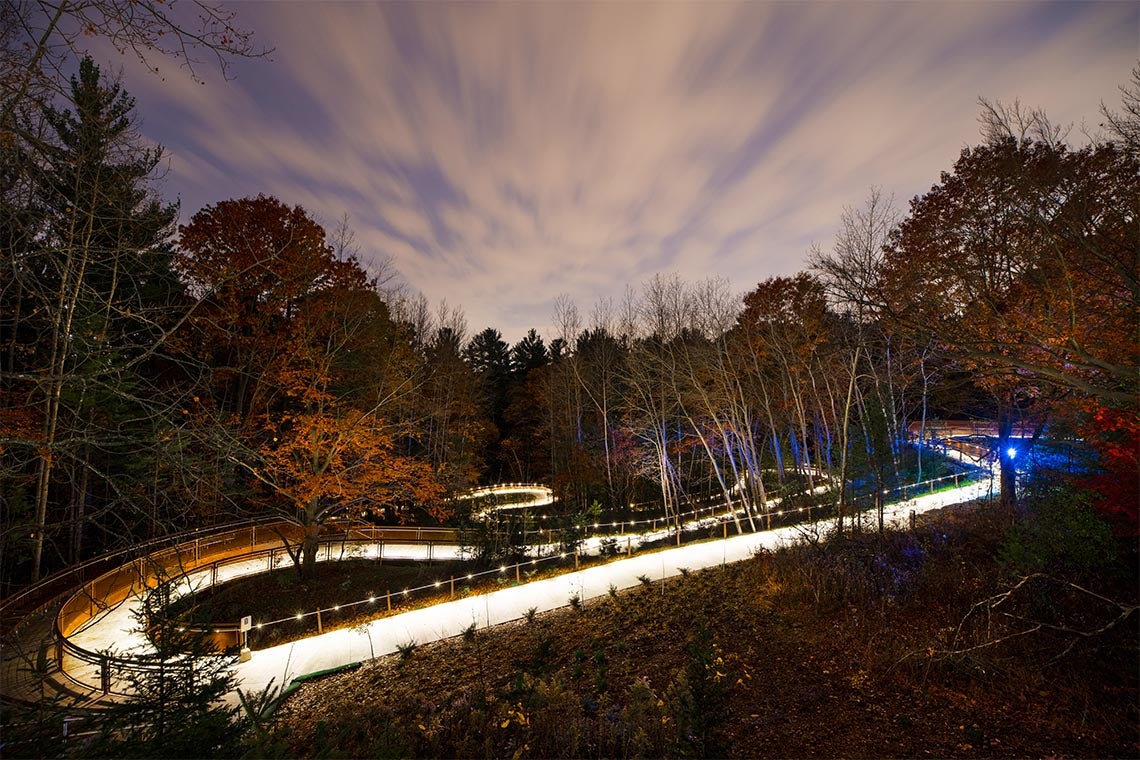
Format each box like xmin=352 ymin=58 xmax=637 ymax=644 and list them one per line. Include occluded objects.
xmin=3 ymin=55 xmax=1136 ymax=589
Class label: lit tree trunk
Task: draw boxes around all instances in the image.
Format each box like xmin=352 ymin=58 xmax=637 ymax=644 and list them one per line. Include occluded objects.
xmin=837 ymin=345 xmax=861 ymax=536
xmin=916 ymin=348 xmax=931 ymax=483
xmin=301 ymin=517 xmax=319 ymax=581
xmin=997 ymin=406 xmax=1018 ymax=512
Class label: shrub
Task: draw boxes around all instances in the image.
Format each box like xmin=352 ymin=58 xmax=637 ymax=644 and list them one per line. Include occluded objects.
xmin=396 ymin=639 xmax=417 ymax=665
xmin=770 ymin=530 xmax=930 ymax=609
xmin=1001 ymin=477 xmax=1118 ymax=580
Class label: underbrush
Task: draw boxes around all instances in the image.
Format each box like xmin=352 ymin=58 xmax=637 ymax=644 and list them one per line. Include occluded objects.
xmin=278 ymin=571 xmax=750 ymax=758
xmin=766 ymin=493 xmax=1138 ymax=751
xmin=276 ymin=494 xmax=1137 ymax=759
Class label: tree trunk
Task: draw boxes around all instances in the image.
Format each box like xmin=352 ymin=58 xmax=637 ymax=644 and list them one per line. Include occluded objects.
xmin=301 ymin=528 xmax=319 ymax=580
xmin=837 ymin=346 xmax=861 ymax=536
xmin=997 ymin=409 xmax=1018 ymax=512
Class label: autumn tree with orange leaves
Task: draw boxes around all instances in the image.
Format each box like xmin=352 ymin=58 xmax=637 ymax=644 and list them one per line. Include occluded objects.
xmin=876 ymin=113 xmax=1138 ymax=512
xmin=176 ymin=196 xmax=442 ymax=578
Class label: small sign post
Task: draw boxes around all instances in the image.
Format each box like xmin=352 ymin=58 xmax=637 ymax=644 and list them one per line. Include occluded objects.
xmin=240 ymin=615 xmax=252 ymax=662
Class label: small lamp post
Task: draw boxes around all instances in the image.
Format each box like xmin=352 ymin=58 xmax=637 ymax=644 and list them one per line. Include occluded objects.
xmin=240 ymin=615 xmax=252 ymax=662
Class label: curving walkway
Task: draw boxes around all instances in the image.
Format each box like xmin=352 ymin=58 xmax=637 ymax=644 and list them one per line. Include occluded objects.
xmin=1 ymin=474 xmax=994 ymax=709
xmin=0 ymin=525 xmax=459 ymax=706
xmin=227 ymin=478 xmax=992 ymax=706
xmin=456 ymin=482 xmax=555 ymax=519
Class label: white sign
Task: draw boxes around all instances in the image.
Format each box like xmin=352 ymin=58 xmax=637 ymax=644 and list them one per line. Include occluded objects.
xmin=240 ymin=615 xmax=252 ymax=632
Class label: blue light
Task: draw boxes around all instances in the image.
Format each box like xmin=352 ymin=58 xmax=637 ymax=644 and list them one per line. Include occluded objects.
xmin=1006 ymin=447 xmax=1017 ymax=460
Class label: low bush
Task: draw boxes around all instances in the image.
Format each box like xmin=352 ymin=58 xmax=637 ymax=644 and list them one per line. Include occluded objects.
xmin=1000 ymin=475 xmax=1118 ymax=580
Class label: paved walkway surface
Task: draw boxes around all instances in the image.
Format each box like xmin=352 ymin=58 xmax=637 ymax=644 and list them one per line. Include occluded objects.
xmin=2 ymin=476 xmax=994 ymax=708
xmin=227 ymin=480 xmax=992 ymax=706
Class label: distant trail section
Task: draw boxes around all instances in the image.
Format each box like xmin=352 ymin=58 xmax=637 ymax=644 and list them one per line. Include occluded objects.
xmin=456 ymin=483 xmax=555 ymax=519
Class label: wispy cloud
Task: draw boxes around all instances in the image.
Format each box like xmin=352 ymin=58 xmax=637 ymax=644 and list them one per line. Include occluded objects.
xmin=113 ymin=1 xmax=1137 ymax=342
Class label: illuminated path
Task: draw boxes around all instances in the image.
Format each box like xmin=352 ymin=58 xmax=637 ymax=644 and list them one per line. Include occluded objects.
xmin=456 ymin=482 xmax=555 ymax=518
xmin=225 ymin=478 xmax=993 ymax=706
xmin=3 ymin=475 xmax=992 ymax=707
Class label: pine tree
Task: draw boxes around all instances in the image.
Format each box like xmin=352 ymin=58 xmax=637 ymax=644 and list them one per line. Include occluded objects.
xmin=0 ymin=57 xmax=180 ymax=582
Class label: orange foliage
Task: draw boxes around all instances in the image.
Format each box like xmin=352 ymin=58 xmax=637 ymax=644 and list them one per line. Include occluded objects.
xmin=881 ymin=138 xmax=1138 ymax=408
xmin=175 ymin=196 xmax=445 ymax=538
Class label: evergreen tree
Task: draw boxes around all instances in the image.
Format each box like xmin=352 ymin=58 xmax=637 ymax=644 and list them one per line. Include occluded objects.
xmin=511 ymin=328 xmax=549 ymax=377
xmin=465 ymin=327 xmax=513 ymax=384
xmin=464 ymin=328 xmax=513 ymax=479
xmin=0 ymin=57 xmax=181 ymax=582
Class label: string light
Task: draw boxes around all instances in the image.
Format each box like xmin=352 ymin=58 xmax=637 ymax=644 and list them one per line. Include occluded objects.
xmin=125 ymin=472 xmax=982 ymax=643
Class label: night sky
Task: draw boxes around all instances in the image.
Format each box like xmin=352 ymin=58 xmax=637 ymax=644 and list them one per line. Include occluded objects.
xmin=95 ymin=1 xmax=1137 ymax=342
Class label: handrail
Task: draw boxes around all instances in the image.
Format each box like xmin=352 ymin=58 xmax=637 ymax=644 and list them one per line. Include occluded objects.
xmin=50 ymin=524 xmax=464 ymax=696
xmin=10 ymin=466 xmax=988 ymax=702
xmin=0 ymin=518 xmax=268 ymax=633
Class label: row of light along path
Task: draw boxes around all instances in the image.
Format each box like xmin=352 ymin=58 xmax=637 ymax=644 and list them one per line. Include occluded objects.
xmin=56 ymin=475 xmax=995 ymax=709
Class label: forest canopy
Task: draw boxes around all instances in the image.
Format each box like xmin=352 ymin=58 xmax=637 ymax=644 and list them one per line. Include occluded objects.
xmin=3 ymin=51 xmax=1137 ymax=588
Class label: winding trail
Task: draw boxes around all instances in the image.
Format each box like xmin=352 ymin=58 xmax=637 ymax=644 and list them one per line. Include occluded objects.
xmin=1 ymin=475 xmax=995 ymax=709
xmin=226 ymin=479 xmax=991 ymax=707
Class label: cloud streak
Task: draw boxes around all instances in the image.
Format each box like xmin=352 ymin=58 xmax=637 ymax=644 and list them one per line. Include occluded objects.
xmin=114 ymin=1 xmax=1137 ymax=342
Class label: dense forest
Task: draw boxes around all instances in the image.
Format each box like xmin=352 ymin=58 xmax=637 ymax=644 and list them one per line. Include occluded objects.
xmin=3 ymin=35 xmax=1138 ymax=592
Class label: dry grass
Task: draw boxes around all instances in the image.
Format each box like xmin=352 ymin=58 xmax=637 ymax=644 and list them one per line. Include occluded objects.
xmin=270 ymin=503 xmax=1138 ymax=758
